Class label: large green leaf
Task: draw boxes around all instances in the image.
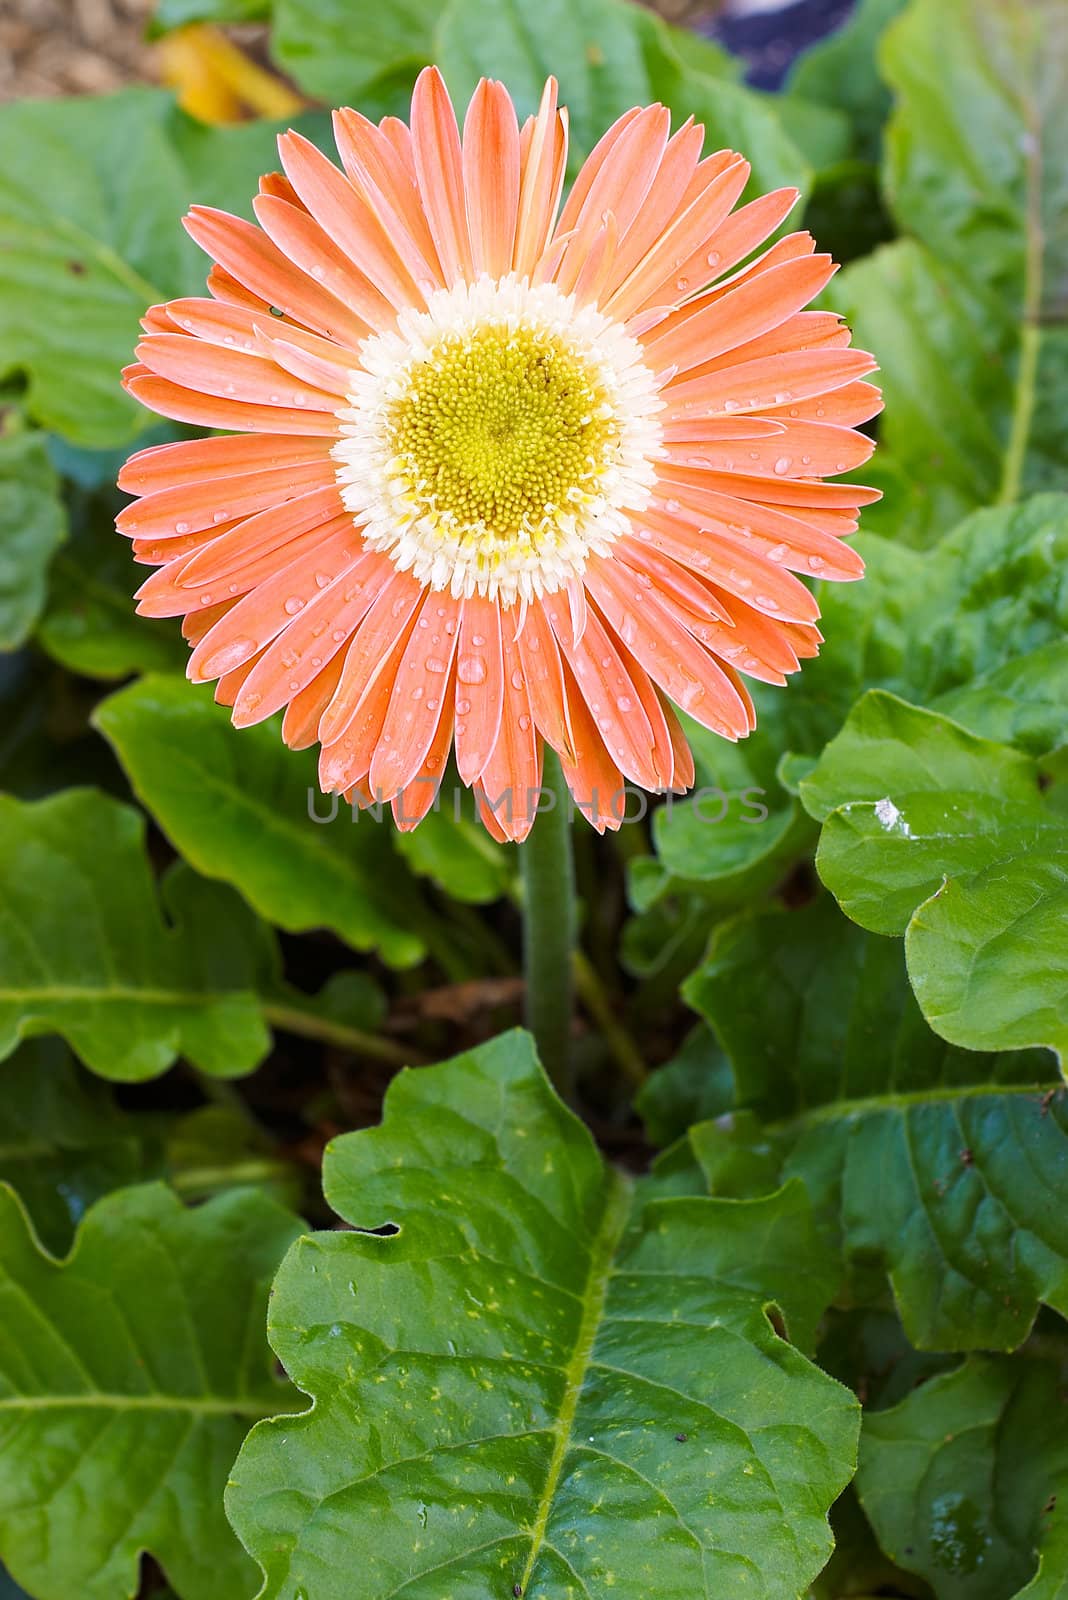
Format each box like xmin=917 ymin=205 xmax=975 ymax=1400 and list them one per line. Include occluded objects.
xmin=0 ymin=789 xmax=275 ymax=1080
xmin=908 ymin=852 xmax=1068 ymax=1062
xmin=227 ymin=1031 xmax=858 ymax=1600
xmin=857 ymin=1355 xmax=1068 ymax=1600
xmin=856 ymin=0 xmax=1068 ymax=520
xmin=0 ymin=433 xmax=66 ymax=652
xmin=836 ymin=240 xmax=1013 ymax=544
xmin=0 ymin=1182 xmax=302 ymax=1600
xmin=801 ymin=693 xmax=1068 ymax=1062
xmin=0 ymin=93 xmax=318 ymax=447
xmin=789 ymin=493 xmax=1068 ymax=758
xmin=882 ymin=0 xmax=1067 ymax=314
xmin=788 ymin=0 xmax=906 ymax=165
xmin=682 ymin=897 xmax=1068 ymax=1350
xmin=271 ymin=0 xmax=440 ymax=102
xmin=0 ymin=1041 xmax=145 ymax=1254
xmin=437 ymin=0 xmax=809 ymax=197
xmin=95 ymin=674 xmax=430 ymax=968
xmin=802 ymin=693 xmax=1052 ymax=932
xmin=684 ymin=897 xmax=1040 ymax=1120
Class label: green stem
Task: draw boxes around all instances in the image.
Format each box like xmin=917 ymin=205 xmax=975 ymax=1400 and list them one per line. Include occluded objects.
xmin=998 ymin=81 xmax=1043 ymax=505
xmin=170 ymin=1158 xmax=296 ymax=1198
xmin=572 ymin=951 xmax=647 ymax=1091
xmin=261 ymin=1001 xmax=414 ymax=1066
xmin=519 ymin=750 xmax=576 ymax=1097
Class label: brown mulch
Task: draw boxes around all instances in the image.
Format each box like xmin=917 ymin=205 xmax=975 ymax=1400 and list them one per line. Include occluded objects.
xmin=1 ymin=0 xmax=157 ymax=100
xmin=1 ymin=0 xmax=721 ymax=103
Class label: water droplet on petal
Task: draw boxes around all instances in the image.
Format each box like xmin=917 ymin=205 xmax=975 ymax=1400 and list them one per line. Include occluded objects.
xmin=773 ymin=457 xmax=791 ymax=475
xmin=202 ymin=637 xmax=255 ymax=677
xmin=518 ymin=713 xmax=532 ymax=731
xmin=616 ymin=695 xmax=633 ymax=712
xmin=808 ymin=555 xmax=826 ymax=572
xmin=175 ymin=520 xmax=189 ymax=534
xmin=456 ymin=697 xmax=472 ymax=716
xmin=314 ymin=571 xmax=331 ymax=589
xmin=284 ymin=596 xmax=304 ymax=615
xmin=457 ymin=655 xmax=487 ymax=685
xmin=426 ymin=657 xmax=447 ymax=674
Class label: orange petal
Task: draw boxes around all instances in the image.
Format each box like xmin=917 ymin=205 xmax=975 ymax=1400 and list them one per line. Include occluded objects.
xmin=318 ymin=571 xmax=424 ymax=749
xmin=253 ymin=192 xmax=395 ymax=332
xmin=463 ymin=79 xmax=520 ymax=281
xmin=185 ymin=206 xmax=367 ymax=346
xmin=513 ymin=78 xmax=567 ymax=277
xmin=370 ymin=591 xmax=462 ymax=795
xmin=281 ymin=652 xmax=346 ymax=749
xmin=409 ymin=66 xmax=473 ymax=286
xmin=516 ymin=601 xmax=576 ymax=765
xmin=478 ymin=629 xmax=541 ymax=842
xmin=118 ymin=432 xmax=333 ymax=494
xmin=232 ymin=550 xmax=391 ymax=728
xmin=331 ymin=108 xmax=444 ymax=296
xmin=277 ymin=130 xmax=425 ymax=312
xmin=664 ymin=346 xmax=879 ymax=417
xmin=607 ymin=156 xmax=752 ymax=320
xmin=584 ymin=556 xmax=753 ymax=739
xmin=125 ymin=373 xmax=339 ymax=436
xmin=117 ymin=459 xmax=332 ymax=539
xmin=645 ymin=254 xmax=838 ymax=378
xmin=543 ymin=591 xmax=659 ymax=789
xmin=185 ymin=521 xmax=363 ymax=681
xmin=453 ymin=594 xmax=505 ymax=786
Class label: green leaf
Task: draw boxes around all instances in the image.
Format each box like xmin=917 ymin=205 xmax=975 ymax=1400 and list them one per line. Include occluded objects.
xmin=801 ymin=693 xmax=1068 ymax=1063
xmin=0 ymin=1182 xmax=302 ymax=1600
xmin=907 ymin=851 xmax=1068 ymax=1060
xmin=802 ymin=692 xmax=1055 ymax=933
xmin=633 ymin=683 xmax=817 ymax=921
xmin=0 ymin=789 xmax=271 ymax=1080
xmin=393 ymin=787 xmax=513 ymax=904
xmin=882 ymin=0 xmax=1067 ymax=313
xmin=0 ymin=1041 xmax=145 ymax=1254
xmin=683 ymin=897 xmax=1068 ymax=1350
xmin=835 ymin=240 xmax=1012 ymax=543
xmin=437 ymin=0 xmax=810 ymax=198
xmin=271 ymin=0 xmax=438 ymax=102
xmin=227 ymin=1031 xmax=858 ymax=1600
xmin=874 ymin=0 xmax=1068 ymax=509
xmin=783 ymin=494 xmax=1068 ymax=757
xmin=0 ymin=432 xmax=66 ymax=651
xmin=857 ymin=1355 xmax=1068 ymax=1600
xmin=0 ymin=92 xmax=321 ymax=447
xmin=788 ymin=0 xmax=907 ymax=164
xmin=683 ymin=897 xmax=1040 ymax=1121
xmin=635 ymin=1024 xmax=735 ymax=1148
xmin=94 ymin=673 xmax=430 ymax=968
xmin=37 ymin=493 xmax=187 ymax=679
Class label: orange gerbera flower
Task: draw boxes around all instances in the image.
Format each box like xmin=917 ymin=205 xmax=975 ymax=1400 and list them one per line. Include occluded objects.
xmin=118 ymin=68 xmax=880 ymax=842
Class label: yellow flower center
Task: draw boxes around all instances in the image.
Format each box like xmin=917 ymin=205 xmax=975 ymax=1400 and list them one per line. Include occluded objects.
xmin=333 ymin=275 xmax=664 ymax=606
xmin=385 ymin=324 xmax=617 ymax=546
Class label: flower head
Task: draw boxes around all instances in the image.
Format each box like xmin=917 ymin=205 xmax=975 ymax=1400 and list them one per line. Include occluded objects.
xmin=119 ymin=68 xmax=880 ymax=841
